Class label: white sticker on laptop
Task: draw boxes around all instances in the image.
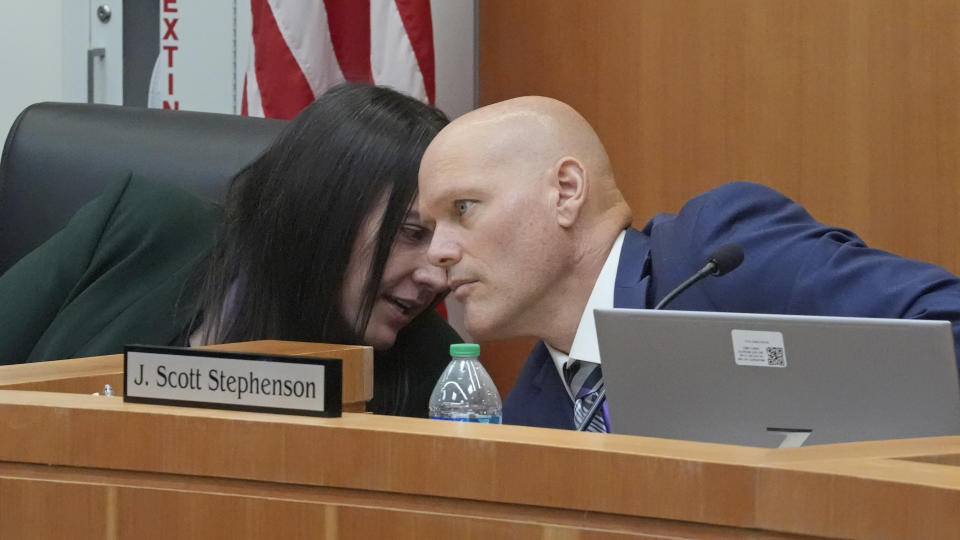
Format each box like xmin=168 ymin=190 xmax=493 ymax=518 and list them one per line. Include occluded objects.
xmin=731 ymin=329 xmax=787 ymax=367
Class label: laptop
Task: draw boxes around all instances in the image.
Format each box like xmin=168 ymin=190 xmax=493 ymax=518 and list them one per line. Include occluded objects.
xmin=594 ymin=309 xmax=960 ymax=447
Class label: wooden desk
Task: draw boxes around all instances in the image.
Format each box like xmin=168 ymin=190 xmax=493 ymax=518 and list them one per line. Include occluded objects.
xmin=0 ymin=343 xmax=957 ymax=539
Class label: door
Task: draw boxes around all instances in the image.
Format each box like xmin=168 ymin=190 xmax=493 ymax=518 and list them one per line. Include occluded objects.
xmin=62 ymin=1 xmax=123 ymax=105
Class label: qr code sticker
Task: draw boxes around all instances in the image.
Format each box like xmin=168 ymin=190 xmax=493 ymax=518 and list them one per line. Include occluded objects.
xmin=766 ymin=346 xmax=786 ymax=367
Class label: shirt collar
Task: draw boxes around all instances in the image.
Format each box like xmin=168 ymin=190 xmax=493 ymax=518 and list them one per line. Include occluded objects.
xmin=548 ymin=230 xmax=626 ymax=387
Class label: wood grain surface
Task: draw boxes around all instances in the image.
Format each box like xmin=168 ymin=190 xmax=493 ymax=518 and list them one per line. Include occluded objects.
xmin=0 ymin=387 xmax=957 ymax=538
xmin=477 ymin=0 xmax=960 ymax=396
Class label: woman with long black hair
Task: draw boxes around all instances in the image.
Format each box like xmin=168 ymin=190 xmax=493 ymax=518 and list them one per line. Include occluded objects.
xmin=0 ymin=83 xmax=460 ymax=417
xmin=187 ymin=82 xmax=460 ymax=415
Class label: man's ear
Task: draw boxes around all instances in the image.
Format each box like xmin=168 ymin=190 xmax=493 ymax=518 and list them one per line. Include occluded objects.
xmin=554 ymin=156 xmax=587 ymax=228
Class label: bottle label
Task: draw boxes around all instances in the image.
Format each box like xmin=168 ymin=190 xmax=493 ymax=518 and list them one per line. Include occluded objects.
xmin=430 ymin=415 xmax=502 ymax=424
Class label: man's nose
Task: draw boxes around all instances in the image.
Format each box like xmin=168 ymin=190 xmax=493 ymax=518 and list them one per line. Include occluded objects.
xmin=427 ymin=226 xmax=462 ymax=268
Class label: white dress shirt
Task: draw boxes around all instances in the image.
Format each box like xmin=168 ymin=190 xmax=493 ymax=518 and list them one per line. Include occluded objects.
xmin=546 ymin=230 xmax=626 ymax=401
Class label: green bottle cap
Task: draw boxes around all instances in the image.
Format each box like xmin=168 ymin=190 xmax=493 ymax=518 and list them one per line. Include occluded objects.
xmin=450 ymin=343 xmax=481 ymax=356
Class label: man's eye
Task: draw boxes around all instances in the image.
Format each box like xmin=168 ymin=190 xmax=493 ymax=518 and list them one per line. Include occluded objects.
xmin=455 ymin=200 xmax=475 ymax=215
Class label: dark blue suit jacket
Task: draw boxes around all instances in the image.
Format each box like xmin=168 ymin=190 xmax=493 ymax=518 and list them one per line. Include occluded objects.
xmin=503 ymin=181 xmax=960 ymax=429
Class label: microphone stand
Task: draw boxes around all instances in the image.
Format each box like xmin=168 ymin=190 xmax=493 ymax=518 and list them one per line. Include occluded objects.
xmin=575 ymin=265 xmax=710 ymax=431
xmin=575 ymin=265 xmax=708 ymax=431
xmin=575 ymin=244 xmax=744 ymax=432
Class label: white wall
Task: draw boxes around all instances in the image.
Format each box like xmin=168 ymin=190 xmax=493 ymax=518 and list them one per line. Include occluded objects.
xmin=431 ymin=0 xmax=476 ymax=118
xmin=148 ymin=1 xmax=236 ymax=113
xmin=0 ymin=0 xmax=65 ymax=138
xmin=0 ymin=0 xmax=123 ymax=139
xmin=0 ymin=0 xmax=475 ymax=140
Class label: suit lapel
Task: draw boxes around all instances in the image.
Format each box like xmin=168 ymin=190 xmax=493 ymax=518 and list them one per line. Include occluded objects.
xmin=614 ymin=228 xmax=652 ymax=309
xmin=504 ymin=342 xmax=575 ymax=429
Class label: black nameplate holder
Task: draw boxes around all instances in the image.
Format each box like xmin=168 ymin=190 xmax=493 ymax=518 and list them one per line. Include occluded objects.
xmin=123 ymin=345 xmax=342 ymax=417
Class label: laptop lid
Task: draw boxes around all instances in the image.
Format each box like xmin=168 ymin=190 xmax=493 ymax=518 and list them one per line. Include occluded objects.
xmin=594 ymin=309 xmax=960 ymax=447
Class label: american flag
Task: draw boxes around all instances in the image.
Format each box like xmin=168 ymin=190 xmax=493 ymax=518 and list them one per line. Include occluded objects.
xmin=241 ymin=0 xmax=447 ymax=319
xmin=242 ymin=0 xmax=436 ymax=118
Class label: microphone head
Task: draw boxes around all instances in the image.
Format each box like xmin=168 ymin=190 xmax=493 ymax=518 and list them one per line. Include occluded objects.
xmin=707 ymin=243 xmax=744 ymax=276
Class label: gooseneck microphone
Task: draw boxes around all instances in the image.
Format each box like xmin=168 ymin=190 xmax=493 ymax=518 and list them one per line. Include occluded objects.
xmin=576 ymin=243 xmax=745 ymax=432
xmin=652 ymin=243 xmax=744 ymax=310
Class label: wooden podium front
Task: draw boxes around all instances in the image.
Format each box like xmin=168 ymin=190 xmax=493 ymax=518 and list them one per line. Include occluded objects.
xmin=1 ymin=343 xmax=959 ymax=539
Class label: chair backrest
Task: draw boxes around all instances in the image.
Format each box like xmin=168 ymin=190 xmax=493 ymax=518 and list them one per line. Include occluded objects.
xmin=0 ymin=102 xmax=287 ymax=274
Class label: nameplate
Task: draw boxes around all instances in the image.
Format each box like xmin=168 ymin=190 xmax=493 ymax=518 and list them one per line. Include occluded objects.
xmin=123 ymin=345 xmax=342 ymax=417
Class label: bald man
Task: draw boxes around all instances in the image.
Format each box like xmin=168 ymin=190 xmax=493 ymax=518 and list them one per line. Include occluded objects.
xmin=418 ymin=96 xmax=960 ymax=431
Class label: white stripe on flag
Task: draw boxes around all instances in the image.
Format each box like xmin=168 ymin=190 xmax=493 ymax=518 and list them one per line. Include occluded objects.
xmin=267 ymin=0 xmax=344 ymax=98
xmin=244 ymin=35 xmax=265 ymax=118
xmin=370 ymin=0 xmax=427 ymax=102
xmin=147 ymin=54 xmax=164 ymax=109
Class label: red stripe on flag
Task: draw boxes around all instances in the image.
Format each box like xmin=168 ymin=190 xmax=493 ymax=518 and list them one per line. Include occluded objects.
xmin=394 ymin=0 xmax=435 ymax=104
xmin=250 ymin=0 xmax=315 ymax=119
xmin=323 ymin=0 xmax=373 ymax=84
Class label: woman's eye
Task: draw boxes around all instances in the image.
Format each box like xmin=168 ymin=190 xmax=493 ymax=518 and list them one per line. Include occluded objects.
xmin=455 ymin=200 xmax=475 ymax=215
xmin=401 ymin=225 xmax=428 ymax=242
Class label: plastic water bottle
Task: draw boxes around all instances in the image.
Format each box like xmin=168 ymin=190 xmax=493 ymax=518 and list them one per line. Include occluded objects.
xmin=429 ymin=343 xmax=503 ymax=423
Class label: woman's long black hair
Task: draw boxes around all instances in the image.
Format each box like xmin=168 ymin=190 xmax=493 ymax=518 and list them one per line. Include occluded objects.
xmin=188 ymin=83 xmax=449 ymax=348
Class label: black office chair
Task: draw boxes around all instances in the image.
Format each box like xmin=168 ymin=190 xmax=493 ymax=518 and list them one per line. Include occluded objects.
xmin=0 ymin=102 xmax=286 ymax=275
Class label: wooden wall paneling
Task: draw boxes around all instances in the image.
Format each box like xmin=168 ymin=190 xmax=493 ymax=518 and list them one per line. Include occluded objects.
xmin=478 ymin=0 xmax=960 ymax=396
xmin=0 ymin=464 xmax=809 ymax=539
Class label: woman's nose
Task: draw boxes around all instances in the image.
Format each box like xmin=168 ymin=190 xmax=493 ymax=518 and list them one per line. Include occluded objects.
xmin=413 ymin=260 xmax=447 ymax=291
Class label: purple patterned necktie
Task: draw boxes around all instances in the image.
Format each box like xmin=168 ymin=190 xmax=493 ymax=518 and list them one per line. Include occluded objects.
xmin=563 ymin=360 xmax=608 ymax=432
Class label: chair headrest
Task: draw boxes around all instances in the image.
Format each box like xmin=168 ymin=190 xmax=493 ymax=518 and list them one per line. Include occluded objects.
xmin=0 ymin=102 xmax=287 ymax=274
